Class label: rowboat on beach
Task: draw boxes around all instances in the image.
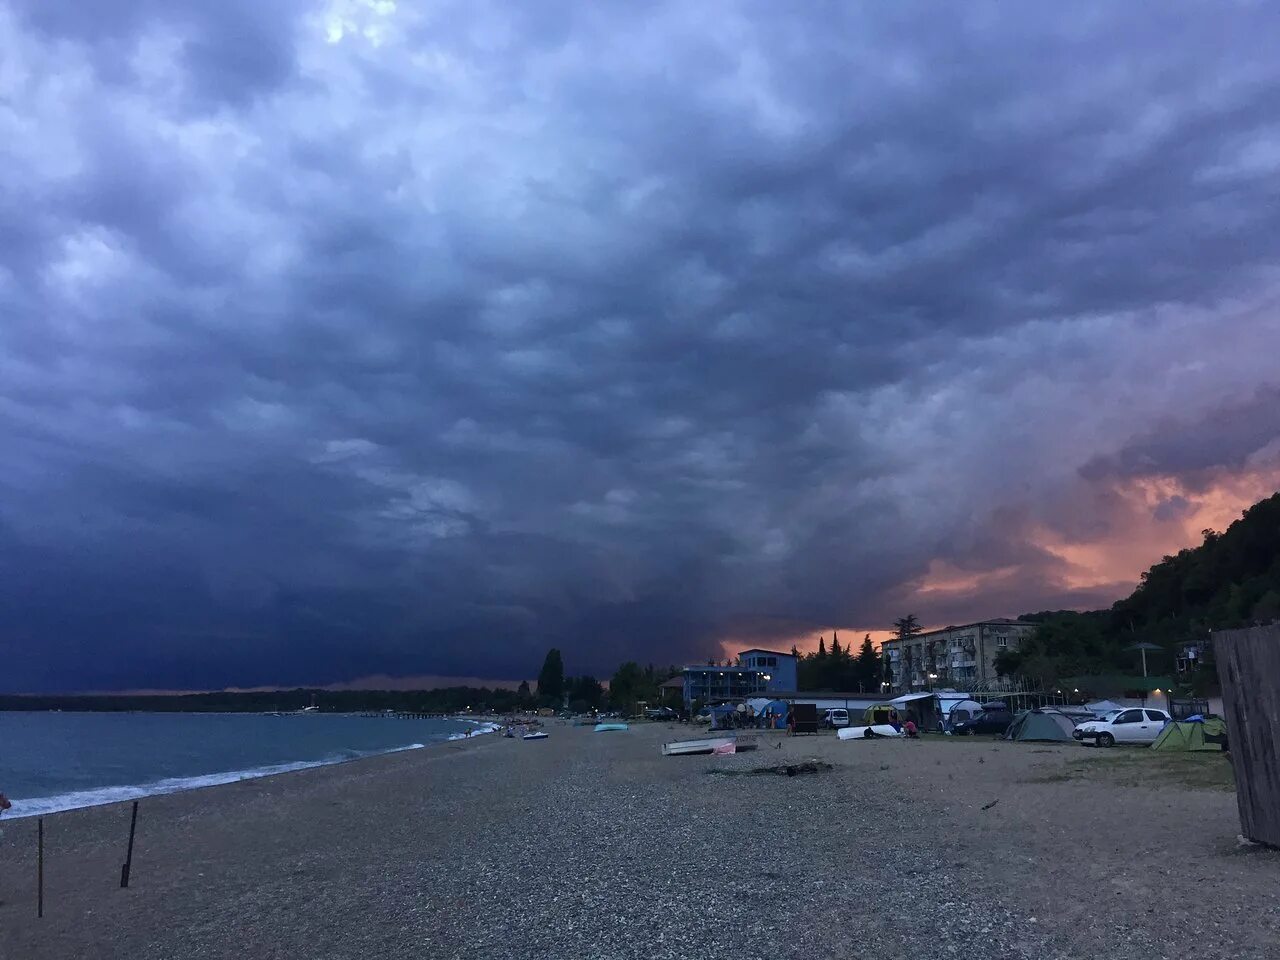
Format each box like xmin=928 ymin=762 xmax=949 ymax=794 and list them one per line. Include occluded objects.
xmin=836 ymin=724 xmax=904 ymax=740
xmin=594 ymin=722 xmax=629 ymax=732
xmin=661 ymin=735 xmax=759 ymax=756
xmin=522 ymin=731 xmax=549 ymax=740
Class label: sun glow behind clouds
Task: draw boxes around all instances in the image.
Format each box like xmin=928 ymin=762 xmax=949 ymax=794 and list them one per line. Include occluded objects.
xmin=1038 ymin=469 xmax=1280 ymax=591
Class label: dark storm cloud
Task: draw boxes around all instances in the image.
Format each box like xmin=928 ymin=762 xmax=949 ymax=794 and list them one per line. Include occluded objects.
xmin=3 ymin=1 xmax=1280 ymax=691
xmin=1083 ymin=385 xmax=1280 ymax=485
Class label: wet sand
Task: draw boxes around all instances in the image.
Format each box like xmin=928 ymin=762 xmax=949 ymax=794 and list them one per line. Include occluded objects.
xmin=1 ymin=723 xmax=1277 ymax=959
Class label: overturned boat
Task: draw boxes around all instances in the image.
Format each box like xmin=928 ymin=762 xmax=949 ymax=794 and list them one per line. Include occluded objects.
xmin=661 ymin=735 xmax=758 ymax=756
xmin=837 ymin=724 xmax=904 ymax=741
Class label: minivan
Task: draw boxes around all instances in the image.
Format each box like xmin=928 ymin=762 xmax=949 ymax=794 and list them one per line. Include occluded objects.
xmin=824 ymin=708 xmax=850 ymax=728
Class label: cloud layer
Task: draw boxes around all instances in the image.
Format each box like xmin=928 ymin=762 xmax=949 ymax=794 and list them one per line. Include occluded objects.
xmin=3 ymin=1 xmax=1279 ymax=691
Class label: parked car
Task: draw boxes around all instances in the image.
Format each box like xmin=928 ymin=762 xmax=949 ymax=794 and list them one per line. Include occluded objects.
xmin=1073 ymin=707 xmax=1172 ymax=747
xmin=644 ymin=707 xmax=678 ymax=721
xmin=950 ymin=708 xmax=1013 ymax=736
xmin=823 ymin=708 xmax=850 ymax=728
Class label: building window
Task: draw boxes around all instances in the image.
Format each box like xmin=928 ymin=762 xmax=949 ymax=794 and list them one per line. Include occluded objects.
xmin=996 ymin=636 xmax=1008 ymax=647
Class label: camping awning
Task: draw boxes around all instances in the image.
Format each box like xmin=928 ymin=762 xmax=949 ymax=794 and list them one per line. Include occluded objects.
xmin=889 ymin=692 xmax=936 ymax=706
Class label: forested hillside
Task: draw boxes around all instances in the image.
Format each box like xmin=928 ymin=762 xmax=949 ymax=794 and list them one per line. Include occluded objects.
xmin=1002 ymin=490 xmax=1280 ymax=688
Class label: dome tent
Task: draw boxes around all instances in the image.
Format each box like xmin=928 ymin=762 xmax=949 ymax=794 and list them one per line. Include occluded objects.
xmin=1002 ymin=709 xmax=1076 ymax=742
xmin=1151 ymin=717 xmax=1228 ymax=751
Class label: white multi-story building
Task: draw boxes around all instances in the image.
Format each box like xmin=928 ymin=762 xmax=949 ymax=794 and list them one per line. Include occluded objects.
xmin=881 ymin=618 xmax=1036 ymax=691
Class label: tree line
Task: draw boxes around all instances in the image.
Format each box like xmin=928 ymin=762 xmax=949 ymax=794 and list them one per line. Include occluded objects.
xmin=998 ymin=490 xmax=1280 ymax=693
xmin=793 ymin=632 xmax=883 ymax=692
xmin=531 ymin=647 xmax=679 ymax=714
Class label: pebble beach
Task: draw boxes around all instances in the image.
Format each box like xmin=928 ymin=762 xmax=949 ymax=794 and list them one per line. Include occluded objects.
xmin=1 ymin=722 xmax=1277 ymax=960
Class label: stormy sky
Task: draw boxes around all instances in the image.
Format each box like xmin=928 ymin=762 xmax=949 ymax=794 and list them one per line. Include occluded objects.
xmin=3 ymin=1 xmax=1280 ymax=693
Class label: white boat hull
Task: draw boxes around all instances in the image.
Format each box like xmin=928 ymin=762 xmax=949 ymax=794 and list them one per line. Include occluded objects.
xmin=662 ymin=735 xmax=759 ymax=756
xmin=837 ymin=724 xmax=904 ymax=741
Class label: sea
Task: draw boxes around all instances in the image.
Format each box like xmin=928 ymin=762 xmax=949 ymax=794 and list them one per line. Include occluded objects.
xmin=0 ymin=711 xmax=492 ymax=819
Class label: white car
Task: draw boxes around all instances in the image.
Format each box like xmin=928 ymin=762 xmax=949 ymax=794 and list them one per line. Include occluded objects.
xmin=823 ymin=708 xmax=851 ymax=728
xmin=1072 ymin=707 xmax=1172 ymax=747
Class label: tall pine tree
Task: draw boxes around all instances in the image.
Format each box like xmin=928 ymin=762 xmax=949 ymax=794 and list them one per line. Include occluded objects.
xmin=536 ymin=648 xmax=565 ymax=703
xmin=855 ymin=634 xmax=880 ymax=692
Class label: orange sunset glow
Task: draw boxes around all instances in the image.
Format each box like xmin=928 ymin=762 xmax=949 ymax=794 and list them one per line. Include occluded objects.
xmin=721 ymin=467 xmax=1280 ymax=664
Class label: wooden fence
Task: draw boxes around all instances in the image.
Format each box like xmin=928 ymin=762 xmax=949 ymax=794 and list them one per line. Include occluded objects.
xmin=1214 ymin=625 xmax=1280 ymax=847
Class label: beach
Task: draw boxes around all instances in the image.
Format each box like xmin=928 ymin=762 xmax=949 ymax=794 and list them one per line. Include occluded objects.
xmin=2 ymin=723 xmax=1277 ymax=960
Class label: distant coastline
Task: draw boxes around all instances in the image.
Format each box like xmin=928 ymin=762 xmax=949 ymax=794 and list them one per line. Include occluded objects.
xmin=0 ymin=686 xmax=524 ymax=715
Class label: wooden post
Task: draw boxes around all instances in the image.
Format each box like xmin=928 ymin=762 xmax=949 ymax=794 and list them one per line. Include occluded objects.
xmin=37 ymin=817 xmax=44 ymax=918
xmin=120 ymin=801 xmax=139 ymax=888
xmin=1215 ymin=625 xmax=1280 ymax=847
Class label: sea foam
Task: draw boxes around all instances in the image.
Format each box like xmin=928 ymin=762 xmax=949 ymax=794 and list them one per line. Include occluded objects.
xmin=5 ymin=741 xmax=428 ymax=819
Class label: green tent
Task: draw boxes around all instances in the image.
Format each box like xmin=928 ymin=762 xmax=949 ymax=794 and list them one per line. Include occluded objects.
xmin=1002 ymin=710 xmax=1076 ymax=742
xmin=1151 ymin=718 xmax=1227 ymax=751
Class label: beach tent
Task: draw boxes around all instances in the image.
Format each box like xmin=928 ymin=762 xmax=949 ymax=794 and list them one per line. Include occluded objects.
xmin=889 ymin=692 xmax=943 ymax=732
xmin=1151 ymin=718 xmax=1228 ymax=751
xmin=945 ymin=700 xmax=986 ymax=727
xmin=746 ymin=698 xmax=789 ymax=729
xmin=1002 ymin=710 xmax=1076 ymax=742
xmin=863 ymin=702 xmax=900 ymax=725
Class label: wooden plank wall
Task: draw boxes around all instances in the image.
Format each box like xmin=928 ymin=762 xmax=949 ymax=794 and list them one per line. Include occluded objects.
xmin=1214 ymin=625 xmax=1280 ymax=847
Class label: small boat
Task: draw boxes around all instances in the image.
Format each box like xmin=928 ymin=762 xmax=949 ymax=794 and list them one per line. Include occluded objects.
xmin=662 ymin=735 xmax=759 ymax=756
xmin=594 ymin=722 xmax=629 ymax=732
xmin=837 ymin=724 xmax=904 ymax=740
xmin=522 ymin=731 xmax=549 ymax=740
xmin=662 ymin=735 xmax=735 ymax=756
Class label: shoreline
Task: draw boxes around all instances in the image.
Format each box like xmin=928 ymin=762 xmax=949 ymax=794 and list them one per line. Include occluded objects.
xmin=3 ymin=722 xmax=1276 ymax=960
xmin=3 ymin=715 xmax=501 ymax=821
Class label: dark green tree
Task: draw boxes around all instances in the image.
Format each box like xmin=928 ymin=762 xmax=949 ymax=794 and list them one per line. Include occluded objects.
xmin=609 ymin=661 xmax=658 ymax=714
xmin=893 ymin=615 xmax=922 ymax=641
xmin=536 ymin=648 xmax=565 ymax=703
xmin=566 ymin=675 xmax=604 ymax=713
xmin=855 ymin=634 xmax=880 ymax=692
xmin=517 ymin=680 xmax=531 ymax=701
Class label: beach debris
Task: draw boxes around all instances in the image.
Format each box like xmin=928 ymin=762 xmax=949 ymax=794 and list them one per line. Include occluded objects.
xmin=120 ymin=800 xmax=140 ymax=888
xmin=756 ymin=760 xmax=832 ymax=777
xmin=981 ymin=799 xmax=1000 ymax=811
xmin=707 ymin=759 xmax=833 ymax=778
xmin=775 ymin=760 xmax=832 ymax=776
xmin=38 ymin=816 xmax=44 ymax=918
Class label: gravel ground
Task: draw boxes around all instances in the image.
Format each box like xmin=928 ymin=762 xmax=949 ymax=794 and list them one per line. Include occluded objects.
xmin=1 ymin=723 xmax=1277 ymax=960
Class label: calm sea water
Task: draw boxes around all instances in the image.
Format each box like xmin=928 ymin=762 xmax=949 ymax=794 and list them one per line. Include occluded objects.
xmin=0 ymin=711 xmax=487 ymax=818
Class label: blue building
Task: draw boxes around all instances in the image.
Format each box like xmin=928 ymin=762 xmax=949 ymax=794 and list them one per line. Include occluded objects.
xmin=737 ymin=648 xmax=797 ymax=692
xmin=681 ymin=648 xmax=797 ymax=707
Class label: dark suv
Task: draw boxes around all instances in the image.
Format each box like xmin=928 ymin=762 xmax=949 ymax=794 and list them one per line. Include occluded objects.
xmin=950 ymin=708 xmax=1013 ymax=736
